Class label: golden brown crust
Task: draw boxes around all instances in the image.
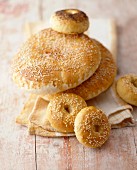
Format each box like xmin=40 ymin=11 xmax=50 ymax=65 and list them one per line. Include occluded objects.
xmin=12 ymin=29 xmax=101 ymax=94
xmin=55 ymin=9 xmax=88 ymax=22
xmin=74 ymin=106 xmax=111 ymax=148
xmin=50 ymin=9 xmax=89 ymax=34
xmin=42 ymin=39 xmax=116 ymax=100
xmin=116 ymin=74 xmax=137 ymax=106
xmin=46 ymin=93 xmax=87 ymax=133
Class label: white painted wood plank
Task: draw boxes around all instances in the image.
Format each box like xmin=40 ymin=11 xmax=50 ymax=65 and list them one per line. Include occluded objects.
xmin=0 ymin=0 xmax=41 ymax=169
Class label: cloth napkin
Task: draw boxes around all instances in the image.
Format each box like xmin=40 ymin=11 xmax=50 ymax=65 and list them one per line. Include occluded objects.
xmin=16 ymin=19 xmax=135 ymax=137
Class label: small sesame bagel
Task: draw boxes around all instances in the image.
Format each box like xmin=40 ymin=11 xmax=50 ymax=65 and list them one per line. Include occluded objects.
xmin=12 ymin=29 xmax=101 ymax=94
xmin=50 ymin=9 xmax=89 ymax=34
xmin=116 ymin=74 xmax=137 ymax=106
xmin=46 ymin=93 xmax=87 ymax=133
xmin=74 ymin=106 xmax=111 ymax=148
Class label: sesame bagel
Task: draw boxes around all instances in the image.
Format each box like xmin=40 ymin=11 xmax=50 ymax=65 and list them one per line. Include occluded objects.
xmin=116 ymin=74 xmax=137 ymax=106
xmin=42 ymin=39 xmax=116 ymax=100
xmin=12 ymin=29 xmax=101 ymax=94
xmin=46 ymin=93 xmax=87 ymax=133
xmin=74 ymin=106 xmax=111 ymax=148
xmin=50 ymin=9 xmax=89 ymax=34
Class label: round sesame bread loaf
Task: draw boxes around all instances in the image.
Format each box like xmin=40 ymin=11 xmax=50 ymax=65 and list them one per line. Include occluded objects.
xmin=46 ymin=93 xmax=87 ymax=133
xmin=74 ymin=106 xmax=111 ymax=148
xmin=41 ymin=39 xmax=116 ymax=100
xmin=50 ymin=9 xmax=89 ymax=34
xmin=116 ymin=74 xmax=137 ymax=106
xmin=12 ymin=28 xmax=101 ymax=94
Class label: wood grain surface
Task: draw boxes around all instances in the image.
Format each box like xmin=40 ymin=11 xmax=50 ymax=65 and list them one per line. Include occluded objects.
xmin=0 ymin=0 xmax=137 ymax=170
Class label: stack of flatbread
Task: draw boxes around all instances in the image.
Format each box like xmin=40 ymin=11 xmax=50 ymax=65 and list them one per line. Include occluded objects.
xmin=15 ymin=19 xmax=135 ymax=137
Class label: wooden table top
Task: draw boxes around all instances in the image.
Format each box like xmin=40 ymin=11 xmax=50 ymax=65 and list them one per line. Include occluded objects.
xmin=0 ymin=0 xmax=137 ymax=170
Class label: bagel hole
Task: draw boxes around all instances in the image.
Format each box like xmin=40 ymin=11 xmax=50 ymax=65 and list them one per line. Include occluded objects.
xmin=66 ymin=10 xmax=78 ymax=14
xmin=64 ymin=105 xmax=71 ymax=113
xmin=94 ymin=125 xmax=100 ymax=133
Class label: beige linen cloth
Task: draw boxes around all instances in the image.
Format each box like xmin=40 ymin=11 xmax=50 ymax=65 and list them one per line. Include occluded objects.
xmin=16 ymin=19 xmax=135 ymax=137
